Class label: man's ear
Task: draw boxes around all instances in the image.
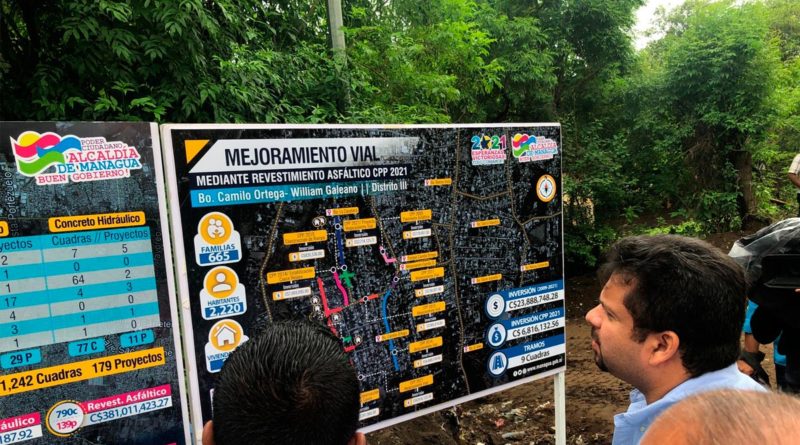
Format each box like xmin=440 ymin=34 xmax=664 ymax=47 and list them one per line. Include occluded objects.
xmin=647 ymin=330 xmax=680 ymax=366
xmin=202 ymin=420 xmax=215 ymax=445
xmin=347 ymin=432 xmax=367 ymax=445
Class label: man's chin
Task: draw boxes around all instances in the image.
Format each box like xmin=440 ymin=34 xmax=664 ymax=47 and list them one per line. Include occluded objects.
xmin=592 ymin=353 xmax=609 ymax=372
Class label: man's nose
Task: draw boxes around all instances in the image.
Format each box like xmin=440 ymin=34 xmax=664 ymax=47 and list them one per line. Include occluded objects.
xmin=585 ymin=305 xmax=601 ymax=326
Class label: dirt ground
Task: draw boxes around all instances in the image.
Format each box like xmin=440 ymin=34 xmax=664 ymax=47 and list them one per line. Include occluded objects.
xmin=368 ymin=231 xmax=778 ymax=445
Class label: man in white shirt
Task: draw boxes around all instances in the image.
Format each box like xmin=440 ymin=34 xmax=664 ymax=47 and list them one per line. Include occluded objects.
xmin=585 ymin=235 xmax=765 ymax=445
xmin=789 ymin=153 xmax=800 ymax=217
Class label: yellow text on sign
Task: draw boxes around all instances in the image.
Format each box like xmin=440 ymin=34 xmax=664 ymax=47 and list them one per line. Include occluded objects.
xmin=283 ymin=230 xmax=327 ymax=245
xmin=360 ymin=389 xmax=380 ymax=405
xmin=327 ymin=207 xmax=359 ymax=216
xmin=266 ymin=267 xmax=315 ymax=284
xmin=343 ymin=218 xmax=376 ymax=232
xmin=521 ymin=261 xmax=550 ymax=271
xmin=424 ymin=178 xmax=452 ymax=186
xmin=412 ymin=301 xmax=446 ymax=318
xmin=376 ymin=330 xmax=410 ymax=342
xmin=470 ymin=218 xmax=500 ymax=228
xmin=464 ymin=343 xmax=484 ymax=353
xmin=48 ymin=211 xmax=146 ymax=233
xmin=0 ymin=348 xmax=165 ymax=397
xmin=0 ymin=221 xmax=8 ymax=237
xmin=402 ymin=251 xmax=439 ymax=262
xmin=401 ymin=260 xmax=437 ymax=271
xmin=408 ymin=337 xmax=443 ymax=354
xmin=400 ymin=209 xmax=432 ymax=223
xmin=410 ymin=267 xmax=444 ymax=282
xmin=399 ymin=374 xmax=434 ymax=393
xmin=472 ymin=274 xmax=502 ymax=284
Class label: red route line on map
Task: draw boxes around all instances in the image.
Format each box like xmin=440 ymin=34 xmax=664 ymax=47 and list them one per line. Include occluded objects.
xmin=317 ymin=278 xmax=382 ymax=352
xmin=332 ymin=271 xmax=350 ymax=306
xmin=317 ymin=276 xmax=339 ymax=336
xmin=317 ymin=276 xmax=331 ymax=315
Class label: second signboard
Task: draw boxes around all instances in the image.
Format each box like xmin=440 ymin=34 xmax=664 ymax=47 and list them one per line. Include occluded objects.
xmin=160 ymin=123 xmax=565 ymax=437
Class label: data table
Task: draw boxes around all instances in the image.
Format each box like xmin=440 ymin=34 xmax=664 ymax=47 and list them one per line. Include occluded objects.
xmin=0 ymin=227 xmax=160 ymax=357
xmin=0 ymin=120 xmax=189 ymax=445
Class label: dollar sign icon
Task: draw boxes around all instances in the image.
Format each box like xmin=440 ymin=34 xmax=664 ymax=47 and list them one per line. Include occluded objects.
xmin=488 ymin=323 xmax=506 ymax=347
xmin=486 ymin=293 xmax=504 ymax=319
xmin=492 ymin=327 xmax=502 ymax=343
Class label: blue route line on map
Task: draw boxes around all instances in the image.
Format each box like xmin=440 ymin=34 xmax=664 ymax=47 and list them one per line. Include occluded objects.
xmin=381 ymin=288 xmax=400 ymax=371
xmin=334 ymin=216 xmax=346 ymax=266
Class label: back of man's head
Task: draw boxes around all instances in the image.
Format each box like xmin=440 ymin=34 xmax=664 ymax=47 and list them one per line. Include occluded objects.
xmin=599 ymin=234 xmax=747 ymax=376
xmin=209 ymin=320 xmax=361 ymax=445
xmin=641 ymin=389 xmax=800 ymax=444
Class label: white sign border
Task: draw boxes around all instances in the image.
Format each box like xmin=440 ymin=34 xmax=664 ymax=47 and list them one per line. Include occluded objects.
xmin=159 ymin=123 xmax=565 ymax=441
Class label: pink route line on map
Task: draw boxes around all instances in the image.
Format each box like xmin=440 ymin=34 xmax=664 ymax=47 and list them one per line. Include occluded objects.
xmin=380 ymin=245 xmax=396 ymax=264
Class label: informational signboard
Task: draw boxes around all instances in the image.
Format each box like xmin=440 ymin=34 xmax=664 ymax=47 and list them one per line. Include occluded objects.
xmin=161 ymin=124 xmax=565 ymax=437
xmin=0 ymin=122 xmax=189 ymax=444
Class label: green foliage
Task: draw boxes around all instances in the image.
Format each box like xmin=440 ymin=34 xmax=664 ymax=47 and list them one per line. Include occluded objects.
xmin=2 ymin=0 xmax=260 ymax=121
xmin=344 ymin=0 xmax=502 ymax=123
xmin=757 ymin=0 xmax=800 ymax=216
xmin=622 ymin=0 xmax=791 ymax=226
xmin=471 ymin=4 xmax=556 ymax=122
xmin=3 ymin=0 xmax=799 ymax=271
xmin=644 ymin=220 xmax=705 ymax=237
xmin=210 ymin=42 xmax=342 ymax=123
xmin=659 ymin=1 xmax=776 ymax=135
xmin=564 ymin=223 xmax=617 ymax=271
xmin=694 ymin=190 xmax=742 ymax=232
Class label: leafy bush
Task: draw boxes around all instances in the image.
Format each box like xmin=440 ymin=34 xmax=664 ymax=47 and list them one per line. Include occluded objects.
xmin=645 ymin=220 xmax=705 ymax=237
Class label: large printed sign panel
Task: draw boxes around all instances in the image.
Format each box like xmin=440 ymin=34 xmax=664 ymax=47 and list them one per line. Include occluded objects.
xmin=0 ymin=122 xmax=189 ymax=445
xmin=162 ymin=124 xmax=565 ymax=436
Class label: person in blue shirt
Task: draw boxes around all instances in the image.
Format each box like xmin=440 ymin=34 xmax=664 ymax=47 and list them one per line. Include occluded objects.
xmin=585 ymin=235 xmax=766 ymax=445
xmin=739 ymin=299 xmax=788 ymax=389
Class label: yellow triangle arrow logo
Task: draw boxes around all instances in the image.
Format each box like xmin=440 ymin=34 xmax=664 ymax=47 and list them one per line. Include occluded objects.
xmin=185 ymin=140 xmax=210 ymax=164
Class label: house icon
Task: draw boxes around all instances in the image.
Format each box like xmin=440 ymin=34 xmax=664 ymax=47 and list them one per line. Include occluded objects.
xmin=214 ymin=325 xmax=237 ymax=348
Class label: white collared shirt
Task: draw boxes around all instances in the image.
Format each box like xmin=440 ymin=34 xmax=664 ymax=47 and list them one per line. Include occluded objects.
xmin=612 ymin=363 xmax=767 ymax=445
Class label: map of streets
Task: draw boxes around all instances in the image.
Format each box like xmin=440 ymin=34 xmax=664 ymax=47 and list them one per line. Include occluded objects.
xmin=162 ymin=124 xmax=565 ymax=433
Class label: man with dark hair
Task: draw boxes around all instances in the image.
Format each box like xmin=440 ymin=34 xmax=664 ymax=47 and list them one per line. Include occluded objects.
xmin=202 ymin=320 xmax=367 ymax=445
xmin=585 ymin=235 xmax=765 ymax=445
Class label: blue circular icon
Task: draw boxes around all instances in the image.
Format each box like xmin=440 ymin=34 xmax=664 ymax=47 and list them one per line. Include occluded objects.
xmin=487 ymin=351 xmax=508 ymax=377
xmin=485 ymin=293 xmax=505 ymax=319
xmin=486 ymin=323 xmax=507 ymax=348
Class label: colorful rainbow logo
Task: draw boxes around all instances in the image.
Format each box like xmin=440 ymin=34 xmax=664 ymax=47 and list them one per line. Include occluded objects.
xmin=11 ymin=131 xmax=82 ymax=176
xmin=511 ymin=133 xmax=537 ymax=157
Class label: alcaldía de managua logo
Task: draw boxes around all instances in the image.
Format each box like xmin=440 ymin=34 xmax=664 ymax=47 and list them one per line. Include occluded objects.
xmin=10 ymin=131 xmax=142 ymax=185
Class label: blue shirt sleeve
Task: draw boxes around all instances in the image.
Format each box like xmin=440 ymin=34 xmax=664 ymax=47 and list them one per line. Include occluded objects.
xmin=742 ymin=300 xmax=786 ymax=366
xmin=743 ymin=300 xmax=757 ymax=334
